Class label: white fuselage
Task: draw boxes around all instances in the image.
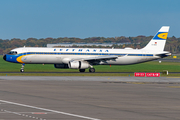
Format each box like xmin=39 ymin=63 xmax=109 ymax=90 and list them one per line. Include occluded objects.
xmin=8 ymin=47 xmax=165 ymax=65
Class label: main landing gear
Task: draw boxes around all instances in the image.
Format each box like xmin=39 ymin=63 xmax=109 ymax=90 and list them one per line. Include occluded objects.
xmin=20 ymin=64 xmax=25 ymax=72
xmin=89 ymin=65 xmax=95 ymax=73
xmin=79 ymin=66 xmax=95 ymax=73
xmin=89 ymin=68 xmax=95 ymax=73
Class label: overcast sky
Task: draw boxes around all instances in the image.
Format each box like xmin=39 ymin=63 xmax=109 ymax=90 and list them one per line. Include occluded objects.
xmin=0 ymin=0 xmax=179 ymax=39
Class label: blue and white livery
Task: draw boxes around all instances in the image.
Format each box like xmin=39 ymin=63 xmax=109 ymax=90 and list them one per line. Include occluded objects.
xmin=3 ymin=26 xmax=171 ymax=72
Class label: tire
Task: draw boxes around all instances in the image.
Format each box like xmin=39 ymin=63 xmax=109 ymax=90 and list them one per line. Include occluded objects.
xmin=20 ymin=69 xmax=24 ymax=72
xmin=89 ymin=68 xmax=95 ymax=73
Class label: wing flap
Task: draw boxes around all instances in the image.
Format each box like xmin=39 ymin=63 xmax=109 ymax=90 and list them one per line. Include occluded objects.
xmin=83 ymin=55 xmax=118 ymax=61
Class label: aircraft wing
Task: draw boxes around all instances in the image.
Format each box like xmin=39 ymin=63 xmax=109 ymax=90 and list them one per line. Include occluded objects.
xmin=74 ymin=55 xmax=118 ymax=65
xmin=83 ymin=55 xmax=118 ymax=61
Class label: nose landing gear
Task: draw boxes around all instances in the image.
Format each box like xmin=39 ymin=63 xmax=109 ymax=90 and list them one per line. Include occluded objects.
xmin=20 ymin=64 xmax=25 ymax=72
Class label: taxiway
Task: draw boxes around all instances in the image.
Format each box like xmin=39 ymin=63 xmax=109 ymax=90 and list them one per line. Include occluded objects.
xmin=0 ymin=76 xmax=180 ymax=120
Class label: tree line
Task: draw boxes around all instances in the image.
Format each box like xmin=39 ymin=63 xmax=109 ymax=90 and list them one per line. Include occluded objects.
xmin=0 ymin=36 xmax=180 ymax=54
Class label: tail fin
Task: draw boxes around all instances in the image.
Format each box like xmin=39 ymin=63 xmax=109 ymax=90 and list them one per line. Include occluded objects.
xmin=142 ymin=26 xmax=170 ymax=51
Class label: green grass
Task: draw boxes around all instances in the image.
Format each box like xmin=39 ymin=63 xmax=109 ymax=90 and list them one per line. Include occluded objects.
xmin=1 ymin=55 xmax=180 ymax=76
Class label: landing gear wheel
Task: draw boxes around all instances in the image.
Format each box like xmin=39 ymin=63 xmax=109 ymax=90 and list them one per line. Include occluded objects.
xmin=79 ymin=69 xmax=85 ymax=72
xmin=89 ymin=68 xmax=95 ymax=73
xmin=20 ymin=69 xmax=24 ymax=72
xmin=20 ymin=63 xmax=25 ymax=73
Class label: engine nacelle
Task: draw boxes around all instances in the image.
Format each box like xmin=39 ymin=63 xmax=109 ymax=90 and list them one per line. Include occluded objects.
xmin=54 ymin=64 xmax=69 ymax=69
xmin=69 ymin=61 xmax=90 ymax=69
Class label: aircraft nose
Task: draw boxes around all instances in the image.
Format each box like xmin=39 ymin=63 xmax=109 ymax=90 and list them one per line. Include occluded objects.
xmin=3 ymin=55 xmax=6 ymax=61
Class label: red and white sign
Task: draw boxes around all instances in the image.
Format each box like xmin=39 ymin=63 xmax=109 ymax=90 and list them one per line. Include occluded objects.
xmin=146 ymin=73 xmax=160 ymax=77
xmin=134 ymin=72 xmax=145 ymax=77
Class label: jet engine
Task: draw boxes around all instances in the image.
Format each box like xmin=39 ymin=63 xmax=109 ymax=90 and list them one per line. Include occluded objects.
xmin=69 ymin=61 xmax=90 ymax=69
xmin=54 ymin=64 xmax=69 ymax=69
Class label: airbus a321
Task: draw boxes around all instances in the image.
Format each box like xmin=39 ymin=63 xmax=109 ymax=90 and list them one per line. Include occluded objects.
xmin=3 ymin=26 xmax=171 ymax=73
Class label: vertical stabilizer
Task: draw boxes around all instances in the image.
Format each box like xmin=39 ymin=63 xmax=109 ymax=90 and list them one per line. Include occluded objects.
xmin=142 ymin=26 xmax=170 ymax=51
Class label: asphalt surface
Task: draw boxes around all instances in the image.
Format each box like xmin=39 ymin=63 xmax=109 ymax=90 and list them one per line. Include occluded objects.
xmin=0 ymin=76 xmax=180 ymax=120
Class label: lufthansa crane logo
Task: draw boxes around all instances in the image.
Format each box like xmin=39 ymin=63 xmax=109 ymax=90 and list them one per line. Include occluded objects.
xmin=157 ymin=33 xmax=168 ymax=39
xmin=153 ymin=32 xmax=168 ymax=40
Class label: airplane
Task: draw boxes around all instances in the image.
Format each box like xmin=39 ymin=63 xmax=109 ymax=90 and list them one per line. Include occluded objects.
xmin=3 ymin=26 xmax=171 ymax=73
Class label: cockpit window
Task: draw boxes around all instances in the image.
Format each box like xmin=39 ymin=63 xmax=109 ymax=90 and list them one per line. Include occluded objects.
xmin=7 ymin=51 xmax=17 ymax=55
